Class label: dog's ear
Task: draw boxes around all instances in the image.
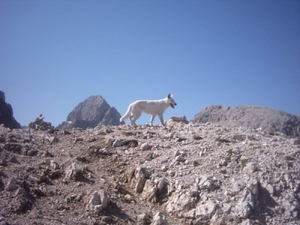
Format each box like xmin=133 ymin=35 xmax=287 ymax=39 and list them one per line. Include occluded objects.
xmin=168 ymin=93 xmax=171 ymax=99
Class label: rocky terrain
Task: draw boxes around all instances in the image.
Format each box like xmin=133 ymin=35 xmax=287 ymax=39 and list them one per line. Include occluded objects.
xmin=57 ymin=96 xmax=124 ymax=129
xmin=0 ymin=91 xmax=20 ymax=129
xmin=191 ymin=105 xmax=300 ymax=137
xmin=1 ymin=118 xmax=300 ymax=225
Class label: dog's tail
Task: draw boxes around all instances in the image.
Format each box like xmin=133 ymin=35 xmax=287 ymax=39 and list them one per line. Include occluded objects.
xmin=120 ymin=105 xmax=132 ymax=122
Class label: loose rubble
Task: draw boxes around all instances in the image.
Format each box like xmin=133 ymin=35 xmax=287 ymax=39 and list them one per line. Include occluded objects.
xmin=0 ymin=119 xmax=299 ymax=224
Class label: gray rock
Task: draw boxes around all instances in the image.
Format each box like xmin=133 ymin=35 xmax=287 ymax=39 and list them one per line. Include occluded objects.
xmin=195 ymin=200 xmax=216 ymax=219
xmin=141 ymin=143 xmax=151 ymax=151
xmin=235 ymin=201 xmax=252 ymax=219
xmin=113 ymin=140 xmax=124 ymax=148
xmin=132 ymin=167 xmax=150 ymax=193
xmin=6 ymin=177 xmax=19 ymax=191
xmin=165 ymin=191 xmax=196 ymax=213
xmin=98 ymin=189 xmax=108 ymax=208
xmin=89 ymin=191 xmax=101 ymax=205
xmin=64 ymin=162 xmax=78 ymax=180
xmin=142 ymin=180 xmax=158 ymax=202
xmin=57 ymin=95 xmax=124 ymax=129
xmin=151 ymin=212 xmax=168 ymax=225
xmin=137 ymin=213 xmax=152 ymax=225
xmin=191 ymin=105 xmax=300 ymax=136
xmin=167 ymin=116 xmax=189 ymax=124
xmin=235 ymin=180 xmax=258 ymax=218
xmin=87 ymin=190 xmax=109 ymax=213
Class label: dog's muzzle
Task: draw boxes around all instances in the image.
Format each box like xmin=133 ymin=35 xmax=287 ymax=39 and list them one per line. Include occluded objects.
xmin=171 ymin=103 xmax=177 ymax=108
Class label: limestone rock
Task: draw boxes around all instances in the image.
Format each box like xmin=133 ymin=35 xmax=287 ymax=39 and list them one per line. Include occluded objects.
xmin=235 ymin=180 xmax=258 ymax=218
xmin=151 ymin=212 xmax=168 ymax=225
xmin=195 ymin=200 xmax=216 ymax=219
xmin=64 ymin=162 xmax=79 ymax=180
xmin=57 ymin=95 xmax=124 ymax=129
xmin=141 ymin=142 xmax=151 ymax=151
xmin=131 ymin=166 xmax=150 ymax=193
xmin=191 ymin=105 xmax=300 ymax=136
xmin=87 ymin=190 xmax=109 ymax=213
xmin=167 ymin=116 xmax=189 ymax=124
xmin=165 ymin=191 xmax=196 ymax=214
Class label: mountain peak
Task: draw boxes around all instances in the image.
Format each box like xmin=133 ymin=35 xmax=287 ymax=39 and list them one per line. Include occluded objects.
xmin=57 ymin=95 xmax=124 ymax=129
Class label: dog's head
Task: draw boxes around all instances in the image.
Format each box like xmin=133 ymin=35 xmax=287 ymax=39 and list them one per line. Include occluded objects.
xmin=167 ymin=93 xmax=177 ymax=108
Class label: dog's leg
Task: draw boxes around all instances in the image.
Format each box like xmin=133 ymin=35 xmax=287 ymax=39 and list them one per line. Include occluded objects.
xmin=158 ymin=114 xmax=165 ymax=126
xmin=130 ymin=117 xmax=136 ymax=126
xmin=131 ymin=112 xmax=141 ymax=126
xmin=130 ymin=116 xmax=135 ymax=126
xmin=131 ymin=119 xmax=138 ymax=127
xmin=150 ymin=115 xmax=156 ymax=126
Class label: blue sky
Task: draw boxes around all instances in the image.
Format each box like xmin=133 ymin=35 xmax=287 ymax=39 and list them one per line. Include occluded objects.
xmin=1 ymin=0 xmax=299 ymax=126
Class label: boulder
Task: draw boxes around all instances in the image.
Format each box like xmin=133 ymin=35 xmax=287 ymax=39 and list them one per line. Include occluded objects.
xmin=131 ymin=166 xmax=150 ymax=193
xmin=87 ymin=190 xmax=109 ymax=213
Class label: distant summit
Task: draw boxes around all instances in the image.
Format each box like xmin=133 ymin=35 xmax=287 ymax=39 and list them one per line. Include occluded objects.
xmin=57 ymin=95 xmax=124 ymax=129
xmin=0 ymin=91 xmax=21 ymax=129
xmin=191 ymin=105 xmax=300 ymax=137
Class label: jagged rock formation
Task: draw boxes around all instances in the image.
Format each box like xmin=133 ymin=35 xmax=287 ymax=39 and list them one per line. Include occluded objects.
xmin=0 ymin=120 xmax=299 ymax=224
xmin=57 ymin=95 xmax=124 ymax=129
xmin=191 ymin=105 xmax=300 ymax=137
xmin=0 ymin=91 xmax=21 ymax=129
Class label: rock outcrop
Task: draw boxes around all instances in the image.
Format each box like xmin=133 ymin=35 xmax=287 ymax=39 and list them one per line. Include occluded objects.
xmin=0 ymin=119 xmax=299 ymax=224
xmin=0 ymin=91 xmax=21 ymax=129
xmin=191 ymin=105 xmax=300 ymax=136
xmin=57 ymin=95 xmax=124 ymax=129
xmin=28 ymin=114 xmax=55 ymax=131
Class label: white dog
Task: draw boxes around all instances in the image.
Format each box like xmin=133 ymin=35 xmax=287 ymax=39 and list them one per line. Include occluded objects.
xmin=120 ymin=94 xmax=177 ymax=126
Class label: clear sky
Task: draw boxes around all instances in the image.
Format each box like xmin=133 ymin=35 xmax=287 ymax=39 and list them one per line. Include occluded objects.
xmin=1 ymin=0 xmax=299 ymax=126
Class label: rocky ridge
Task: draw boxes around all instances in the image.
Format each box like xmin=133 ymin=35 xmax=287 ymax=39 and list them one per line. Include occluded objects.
xmin=191 ymin=105 xmax=300 ymax=137
xmin=0 ymin=91 xmax=20 ymax=129
xmin=0 ymin=119 xmax=300 ymax=224
xmin=57 ymin=95 xmax=124 ymax=129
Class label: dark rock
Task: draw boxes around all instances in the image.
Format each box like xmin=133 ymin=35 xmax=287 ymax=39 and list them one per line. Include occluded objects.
xmin=191 ymin=105 xmax=300 ymax=137
xmin=6 ymin=177 xmax=19 ymax=191
xmin=11 ymin=194 xmax=32 ymax=213
xmin=27 ymin=149 xmax=38 ymax=156
xmin=0 ymin=91 xmax=21 ymax=129
xmin=57 ymin=95 xmax=124 ymax=129
xmin=4 ymin=143 xmax=22 ymax=154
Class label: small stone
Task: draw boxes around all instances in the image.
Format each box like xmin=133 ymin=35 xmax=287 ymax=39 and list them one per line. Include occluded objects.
xmin=6 ymin=177 xmax=19 ymax=191
xmin=141 ymin=143 xmax=151 ymax=151
xmin=113 ymin=140 xmax=123 ymax=147
xmin=151 ymin=212 xmax=168 ymax=225
xmin=27 ymin=149 xmax=38 ymax=156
